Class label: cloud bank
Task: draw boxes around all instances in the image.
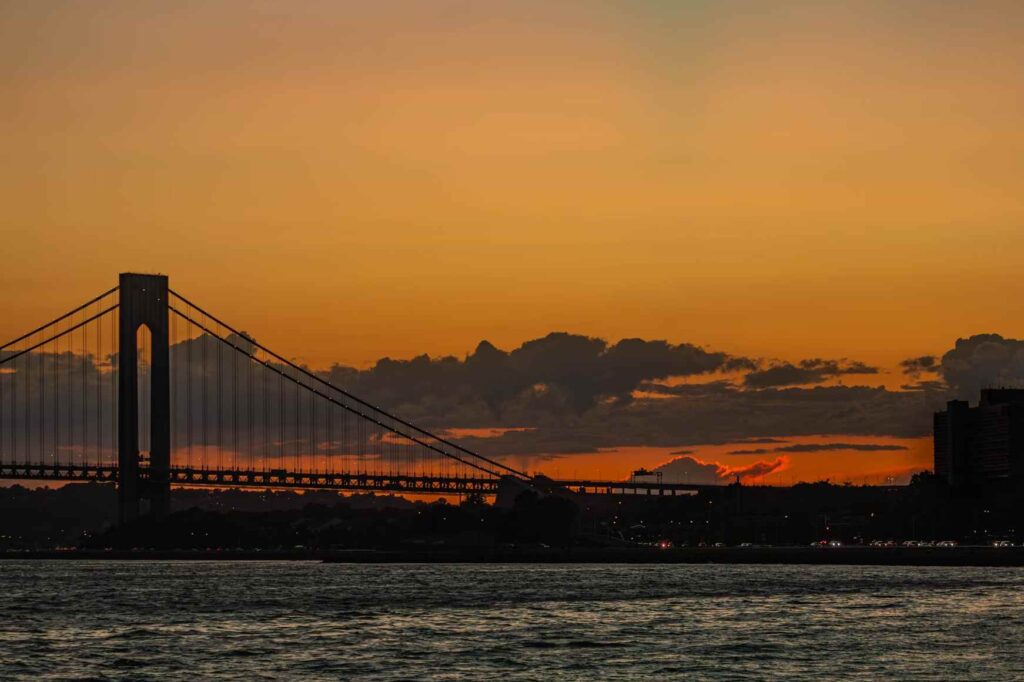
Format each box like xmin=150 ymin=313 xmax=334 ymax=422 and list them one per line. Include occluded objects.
xmin=6 ymin=329 xmax=1023 ymax=467
xmin=937 ymin=334 xmax=1024 ymax=398
xmin=743 ymin=359 xmax=879 ymax=389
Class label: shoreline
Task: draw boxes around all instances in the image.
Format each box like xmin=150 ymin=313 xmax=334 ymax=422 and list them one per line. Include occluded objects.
xmin=3 ymin=546 xmax=1024 ymax=566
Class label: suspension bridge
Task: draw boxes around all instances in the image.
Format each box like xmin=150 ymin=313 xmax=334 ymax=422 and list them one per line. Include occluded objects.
xmin=0 ymin=274 xmax=701 ymax=523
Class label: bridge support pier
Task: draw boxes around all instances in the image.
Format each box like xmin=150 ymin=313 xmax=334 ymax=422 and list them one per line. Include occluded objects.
xmin=118 ymin=273 xmax=171 ymax=523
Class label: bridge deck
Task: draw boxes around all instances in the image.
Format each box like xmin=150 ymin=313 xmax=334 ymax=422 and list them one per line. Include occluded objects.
xmin=0 ymin=464 xmax=705 ymax=497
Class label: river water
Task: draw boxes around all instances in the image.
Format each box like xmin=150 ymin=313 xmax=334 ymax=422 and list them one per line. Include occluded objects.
xmin=2 ymin=561 xmax=1022 ymax=680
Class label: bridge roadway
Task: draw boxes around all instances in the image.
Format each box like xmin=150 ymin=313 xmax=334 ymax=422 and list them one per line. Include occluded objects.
xmin=0 ymin=464 xmax=705 ymax=497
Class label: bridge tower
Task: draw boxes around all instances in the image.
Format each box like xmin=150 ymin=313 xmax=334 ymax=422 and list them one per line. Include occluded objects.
xmin=118 ymin=273 xmax=171 ymax=523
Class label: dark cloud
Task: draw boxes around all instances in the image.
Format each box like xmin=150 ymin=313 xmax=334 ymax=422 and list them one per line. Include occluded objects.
xmin=743 ymin=358 xmax=879 ymax=389
xmin=638 ymin=380 xmax=736 ymax=397
xmin=937 ymin=334 xmax=1024 ymax=399
xmin=728 ymin=442 xmax=909 ymax=455
xmin=652 ymin=455 xmax=787 ymax=484
xmin=328 ymin=332 xmax=749 ymax=417
xmin=0 ymin=349 xmax=115 ymax=457
xmin=900 ymin=380 xmax=946 ymax=392
xmin=900 ymin=355 xmax=938 ymax=377
xmin=669 ymin=449 xmax=695 ymax=455
xmin=460 ymin=383 xmax=938 ymax=458
xmin=1 ymin=329 xmax=960 ymax=465
xmin=0 ymin=328 xmax=764 ymax=463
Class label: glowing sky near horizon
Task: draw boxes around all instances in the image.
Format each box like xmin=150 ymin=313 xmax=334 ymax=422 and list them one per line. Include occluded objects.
xmin=2 ymin=2 xmax=1022 ymax=484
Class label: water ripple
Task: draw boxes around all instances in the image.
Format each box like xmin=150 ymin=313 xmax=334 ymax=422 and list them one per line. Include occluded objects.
xmin=2 ymin=561 xmax=1023 ymax=680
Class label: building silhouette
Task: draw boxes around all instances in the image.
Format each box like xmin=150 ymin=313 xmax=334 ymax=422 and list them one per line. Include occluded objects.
xmin=934 ymin=389 xmax=1024 ymax=489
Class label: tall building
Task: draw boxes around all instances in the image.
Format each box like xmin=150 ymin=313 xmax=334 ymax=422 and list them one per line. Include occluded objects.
xmin=933 ymin=389 xmax=1024 ymax=489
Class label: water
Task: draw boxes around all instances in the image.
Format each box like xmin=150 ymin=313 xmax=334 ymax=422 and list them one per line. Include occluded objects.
xmin=2 ymin=561 xmax=1023 ymax=680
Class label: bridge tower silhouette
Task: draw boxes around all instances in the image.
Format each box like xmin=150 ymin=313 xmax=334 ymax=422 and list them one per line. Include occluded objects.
xmin=118 ymin=273 xmax=171 ymax=522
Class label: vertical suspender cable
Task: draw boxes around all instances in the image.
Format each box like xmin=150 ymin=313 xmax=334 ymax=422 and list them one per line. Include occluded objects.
xmin=277 ymin=369 xmax=283 ymax=472
xmin=170 ymin=306 xmax=175 ymax=470
xmin=65 ymin=314 xmax=71 ymax=467
xmin=307 ymin=380 xmax=312 ymax=474
xmin=13 ymin=338 xmax=19 ymax=463
xmin=202 ymin=315 xmax=207 ymax=471
xmin=110 ymin=304 xmax=115 ymax=469
xmin=95 ymin=303 xmax=101 ymax=468
xmin=80 ymin=310 xmax=86 ymax=468
xmin=326 ymin=385 xmax=332 ymax=477
xmin=15 ymin=335 xmax=19 ymax=464
xmin=244 ymin=342 xmax=250 ymax=475
xmin=54 ymin=327 xmax=59 ymax=467
xmin=232 ymin=329 xmax=238 ymax=472
xmin=291 ymin=368 xmax=298 ymax=473
xmin=21 ymin=337 xmax=27 ymax=464
xmin=217 ymin=320 xmax=223 ymax=471
xmin=186 ymin=308 xmax=192 ymax=470
xmin=262 ymin=350 xmax=268 ymax=474
xmin=1 ymin=341 xmax=5 ymax=463
xmin=37 ymin=329 xmax=43 ymax=465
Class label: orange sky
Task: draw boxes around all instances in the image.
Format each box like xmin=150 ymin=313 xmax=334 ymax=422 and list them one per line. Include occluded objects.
xmin=517 ymin=435 xmax=932 ymax=487
xmin=2 ymin=2 xmax=1023 ymax=486
xmin=3 ymin=2 xmax=1023 ymax=372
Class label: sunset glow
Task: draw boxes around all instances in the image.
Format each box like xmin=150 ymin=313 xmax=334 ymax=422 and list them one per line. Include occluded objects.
xmin=3 ymin=2 xmax=1023 ymax=487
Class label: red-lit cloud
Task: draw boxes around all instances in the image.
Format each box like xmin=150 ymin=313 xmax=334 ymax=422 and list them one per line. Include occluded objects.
xmin=652 ymin=455 xmax=788 ymax=485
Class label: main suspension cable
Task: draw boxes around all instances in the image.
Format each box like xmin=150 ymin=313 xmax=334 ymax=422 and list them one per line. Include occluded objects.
xmin=0 ymin=305 xmax=120 ymax=368
xmin=0 ymin=286 xmax=119 ymax=351
xmin=168 ymin=290 xmax=528 ymax=479
xmin=168 ymin=305 xmax=502 ymax=479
